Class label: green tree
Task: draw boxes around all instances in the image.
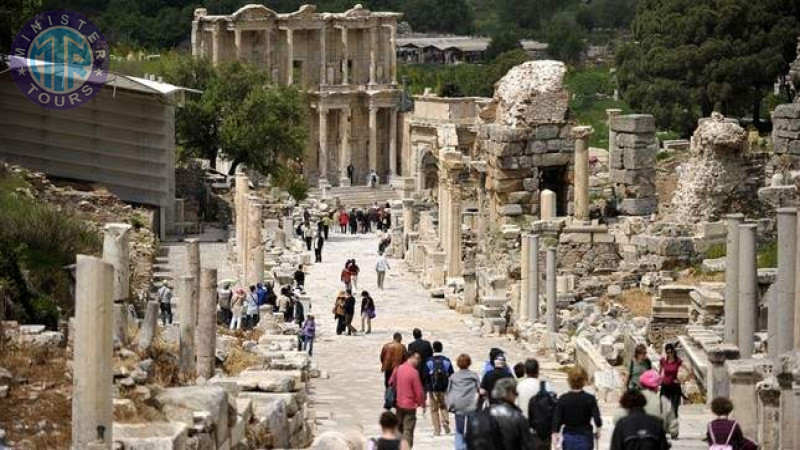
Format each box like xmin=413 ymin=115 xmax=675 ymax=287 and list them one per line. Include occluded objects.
xmin=617 ymin=0 xmax=800 ymax=134
xmin=0 ymin=0 xmax=42 ymax=60
xmin=544 ymin=16 xmax=586 ymax=64
xmin=497 ymin=0 xmax=572 ymax=30
xmin=486 ymin=28 xmax=522 ymax=61
xmin=401 ymin=0 xmax=473 ymax=34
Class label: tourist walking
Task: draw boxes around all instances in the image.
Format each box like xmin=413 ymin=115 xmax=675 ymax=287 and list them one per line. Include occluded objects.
xmin=321 ymin=214 xmax=332 ymax=239
xmin=610 ymin=390 xmax=669 ymax=450
xmin=466 ymin=378 xmax=534 ymax=449
xmin=626 ymin=344 xmax=652 ymax=391
xmin=341 ymin=260 xmax=353 ymax=290
xmin=294 ymin=264 xmax=306 ymax=294
xmin=339 ymin=209 xmax=349 ymax=233
xmin=245 ymin=285 xmax=260 ymax=329
xmin=445 ymin=354 xmax=480 ymax=450
xmin=361 ymin=290 xmax=376 ymax=333
xmin=370 ymin=169 xmax=379 ymax=188
xmin=705 ymin=397 xmax=752 ymax=450
xmin=293 ymin=296 xmax=305 ymax=328
xmin=638 ymin=370 xmax=679 ymax=439
xmin=368 ymin=411 xmax=411 ymax=450
xmin=380 ymin=332 xmax=407 ymax=387
xmin=314 ymin=231 xmax=324 ymax=263
xmin=347 ymin=163 xmax=354 ymax=186
xmin=389 ymin=352 xmax=426 ymax=448
xmin=278 ymin=286 xmax=292 ymax=321
xmin=229 ymin=287 xmax=245 ymax=330
xmin=302 ymin=222 xmax=313 ymax=251
xmin=332 ymin=291 xmax=347 ymax=335
xmin=659 ymin=343 xmax=687 ymax=417
xmin=423 ymin=341 xmax=454 ymax=436
xmin=217 ymin=282 xmax=232 ymax=325
xmin=407 ymin=328 xmax=433 ymax=384
xmin=481 ymin=348 xmax=512 ymax=378
xmin=157 ymin=281 xmax=173 ymax=326
xmin=350 ymin=259 xmax=361 ymax=291
xmin=516 ymin=358 xmax=556 ymax=449
xmin=480 ymin=355 xmax=514 ymax=406
xmin=552 ymin=366 xmax=602 ymax=450
xmin=349 ymin=209 xmax=358 ymax=234
xmin=298 ymin=314 xmax=315 ymax=356
xmin=344 ymin=289 xmax=357 ymax=335
xmin=376 ymin=251 xmax=390 ymax=290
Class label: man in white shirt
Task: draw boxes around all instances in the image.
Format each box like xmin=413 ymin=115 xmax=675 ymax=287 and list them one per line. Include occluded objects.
xmin=516 ymin=358 xmax=555 ymax=418
xmin=375 ymin=251 xmax=390 ymax=289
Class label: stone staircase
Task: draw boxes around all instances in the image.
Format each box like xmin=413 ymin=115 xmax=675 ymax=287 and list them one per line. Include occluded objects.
xmin=308 ymin=185 xmax=397 ymax=208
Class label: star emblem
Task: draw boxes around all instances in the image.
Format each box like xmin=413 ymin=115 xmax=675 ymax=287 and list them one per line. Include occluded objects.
xmin=94 ymin=68 xmax=103 ymax=77
xmin=17 ymin=66 xmax=27 ymax=76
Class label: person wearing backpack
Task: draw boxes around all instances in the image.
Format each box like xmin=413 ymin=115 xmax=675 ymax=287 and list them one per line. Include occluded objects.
xmin=610 ymin=390 xmax=669 ymax=450
xmin=466 ymin=378 xmax=534 ymax=449
xmin=446 ymin=354 xmax=480 ymax=450
xmin=516 ymin=358 xmax=556 ymax=450
xmin=423 ymin=341 xmax=455 ymax=436
xmin=157 ymin=281 xmax=173 ymax=326
xmin=705 ymin=397 xmax=750 ymax=450
xmin=552 ymin=367 xmax=602 ymax=450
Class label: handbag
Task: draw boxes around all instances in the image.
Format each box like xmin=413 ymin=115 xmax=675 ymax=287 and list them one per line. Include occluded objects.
xmin=384 ymin=386 xmax=397 ymax=409
xmin=368 ymin=308 xmax=376 ymax=319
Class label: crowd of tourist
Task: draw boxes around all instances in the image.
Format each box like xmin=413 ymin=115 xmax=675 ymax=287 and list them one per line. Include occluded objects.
xmin=373 ymin=330 xmax=756 ymax=450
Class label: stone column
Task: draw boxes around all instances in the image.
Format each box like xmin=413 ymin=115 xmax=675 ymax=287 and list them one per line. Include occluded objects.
xmin=196 ymin=268 xmax=217 ymax=380
xmin=546 ymin=246 xmax=557 ymax=333
xmin=389 ymin=107 xmax=398 ymax=180
xmin=246 ymin=199 xmax=264 ymax=285
xmin=72 ymin=255 xmax=114 ymax=450
xmin=431 ymin=251 xmax=446 ymax=287
xmin=211 ymin=23 xmax=221 ymax=65
xmin=606 ymin=108 xmax=622 ymax=151
xmin=102 ymin=223 xmax=132 ymax=302
xmin=319 ymin=26 xmax=327 ymax=85
xmin=402 ymin=198 xmax=414 ymax=245
xmin=777 ymin=207 xmax=797 ymax=357
xmin=521 ymin=234 xmax=540 ymax=321
xmin=725 ymin=213 xmax=744 ymax=346
xmin=339 ymin=107 xmax=351 ymax=186
xmin=185 ymin=238 xmax=201 ymax=328
xmin=137 ymin=301 xmax=160 ymax=351
xmin=572 ymin=126 xmax=593 ymax=221
xmin=318 ymin=107 xmax=329 ymax=186
xmin=263 ymin=28 xmax=271 ymax=72
xmin=369 ymin=105 xmax=378 ymax=173
xmin=340 ymin=26 xmax=349 ymax=85
xmin=285 ymin=28 xmax=294 ymax=85
xmin=234 ymin=28 xmax=243 ymax=60
xmin=447 ymin=190 xmax=462 ymax=278
xmin=191 ymin=20 xmax=199 ymax=57
xmin=540 ymin=189 xmax=556 ymax=220
xmin=738 ymin=223 xmax=758 ymax=358
xmin=177 ymin=275 xmax=197 ymax=377
xmin=369 ymin=26 xmax=377 ymax=85
xmin=388 ymin=24 xmax=397 ymax=84
xmin=235 ymin=174 xmax=249 ymax=277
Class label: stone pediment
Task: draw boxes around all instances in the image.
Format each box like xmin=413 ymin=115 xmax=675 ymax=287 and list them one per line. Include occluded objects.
xmin=232 ymin=4 xmax=278 ymax=21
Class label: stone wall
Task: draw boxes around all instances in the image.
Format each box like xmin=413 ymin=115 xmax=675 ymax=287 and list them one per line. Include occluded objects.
xmin=609 ymin=114 xmax=658 ymax=216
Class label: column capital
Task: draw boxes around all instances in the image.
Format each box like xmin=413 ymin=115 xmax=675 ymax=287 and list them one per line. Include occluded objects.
xmin=369 ymin=104 xmax=380 ymax=113
xmin=605 ymin=108 xmax=623 ymax=120
xmin=572 ymin=125 xmax=594 ymax=139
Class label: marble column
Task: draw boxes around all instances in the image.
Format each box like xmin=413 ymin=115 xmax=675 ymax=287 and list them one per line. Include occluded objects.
xmin=72 ymin=255 xmax=114 ymax=450
xmin=185 ymin=238 xmax=201 ymax=328
xmin=777 ymin=207 xmax=797 ymax=357
xmin=285 ymin=28 xmax=294 ymax=85
xmin=447 ymin=190 xmax=462 ymax=278
xmin=318 ymin=107 xmax=329 ymax=186
xmin=738 ymin=223 xmax=758 ymax=358
xmin=402 ymin=198 xmax=414 ymax=238
xmin=137 ymin=301 xmax=159 ymax=351
xmin=340 ymin=26 xmax=349 ymax=85
xmin=263 ymin=28 xmax=271 ymax=72
xmin=540 ymin=189 xmax=556 ymax=220
xmin=319 ymin=26 xmax=326 ymax=85
xmin=389 ymin=107 xmax=398 ymax=180
xmin=521 ymin=234 xmax=540 ymax=321
xmin=369 ymin=105 xmax=378 ymax=173
xmin=102 ymin=223 xmax=132 ymax=302
xmin=196 ymin=268 xmax=217 ymax=380
xmin=725 ymin=213 xmax=744 ymax=346
xmin=235 ymin=174 xmax=249 ymax=278
xmin=339 ymin=107 xmax=351 ymax=186
xmin=246 ymin=199 xmax=264 ymax=286
xmin=369 ymin=26 xmax=377 ymax=85
xmin=177 ymin=275 xmax=197 ymax=377
xmin=234 ymin=28 xmax=243 ymax=60
xmin=546 ymin=247 xmax=557 ymax=333
xmin=191 ymin=21 xmax=199 ymax=57
xmin=211 ymin=23 xmax=221 ymax=65
xmin=387 ymin=24 xmax=397 ymax=84
xmin=572 ymin=126 xmax=593 ymax=221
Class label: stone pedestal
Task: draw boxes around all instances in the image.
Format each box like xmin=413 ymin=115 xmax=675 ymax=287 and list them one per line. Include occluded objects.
xmin=463 ymin=272 xmax=477 ymax=307
xmin=545 ymin=247 xmax=557 ymax=333
xmin=196 ymin=268 xmax=217 ymax=380
xmin=102 ymin=223 xmax=132 ymax=302
xmin=738 ymin=223 xmax=758 ymax=357
xmin=521 ymin=234 xmax=540 ymax=321
xmin=72 ymin=255 xmax=114 ymax=450
xmin=726 ymin=358 xmax=768 ymax=439
xmin=540 ymin=190 xmax=556 ymax=220
xmin=706 ymin=344 xmax=740 ymax=401
xmin=724 ymin=213 xmax=744 ymax=345
xmin=177 ymin=275 xmax=197 ymax=377
xmin=757 ymin=378 xmax=781 ymax=450
xmin=430 ymin=251 xmax=446 ymax=288
xmin=572 ymin=126 xmax=593 ymax=221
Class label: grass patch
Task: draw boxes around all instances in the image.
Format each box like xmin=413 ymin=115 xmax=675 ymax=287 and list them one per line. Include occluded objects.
xmin=565 ymin=65 xmax=633 ymax=149
xmin=704 ymin=243 xmax=726 ymax=259
xmin=758 ymin=240 xmax=778 ymax=268
xmin=616 ymin=289 xmax=652 ymax=317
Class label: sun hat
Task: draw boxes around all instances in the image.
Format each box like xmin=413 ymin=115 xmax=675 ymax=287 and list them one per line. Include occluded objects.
xmin=639 ymin=370 xmax=662 ymax=389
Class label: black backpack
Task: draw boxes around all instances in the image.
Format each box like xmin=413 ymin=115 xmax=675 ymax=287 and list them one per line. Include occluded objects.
xmin=466 ymin=407 xmax=503 ymax=450
xmin=430 ymin=357 xmax=449 ymax=391
xmin=528 ymin=381 xmax=557 ymax=439
xmin=622 ymin=429 xmax=662 ymax=450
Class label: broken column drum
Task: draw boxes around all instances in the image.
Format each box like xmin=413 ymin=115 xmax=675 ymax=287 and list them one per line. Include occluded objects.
xmin=185 ymin=238 xmax=201 ymax=327
xmin=572 ymin=126 xmax=593 ymax=221
xmin=608 ymin=114 xmax=657 ymax=216
xmin=177 ymin=275 xmax=198 ymax=376
xmin=737 ymin=223 xmax=758 ymax=358
xmin=196 ymin=268 xmax=218 ymax=380
xmin=546 ymin=246 xmax=557 ymax=334
xmin=102 ymin=223 xmax=132 ymax=302
xmin=521 ymin=234 xmax=540 ymax=321
xmin=724 ymin=213 xmax=744 ymax=346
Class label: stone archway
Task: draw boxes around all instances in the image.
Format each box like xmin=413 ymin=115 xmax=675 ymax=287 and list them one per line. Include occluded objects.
xmin=417 ymin=148 xmax=439 ymax=192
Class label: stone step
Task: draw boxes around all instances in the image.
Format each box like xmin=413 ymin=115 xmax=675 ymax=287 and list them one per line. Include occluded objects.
xmin=472 ymin=305 xmax=502 ymax=318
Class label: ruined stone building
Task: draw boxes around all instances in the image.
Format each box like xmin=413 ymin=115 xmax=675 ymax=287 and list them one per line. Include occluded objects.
xmin=192 ymin=4 xmax=403 ymax=188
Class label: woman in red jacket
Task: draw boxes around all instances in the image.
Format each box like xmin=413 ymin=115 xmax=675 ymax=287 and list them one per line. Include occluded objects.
xmin=338 ymin=209 xmax=349 ymax=233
